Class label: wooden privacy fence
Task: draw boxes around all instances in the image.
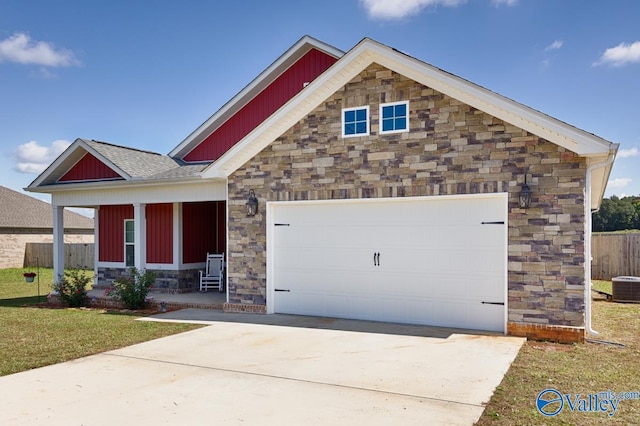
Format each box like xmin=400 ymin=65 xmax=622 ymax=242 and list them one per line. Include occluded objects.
xmin=24 ymin=243 xmax=95 ymax=269
xmin=591 ymin=233 xmax=640 ymax=280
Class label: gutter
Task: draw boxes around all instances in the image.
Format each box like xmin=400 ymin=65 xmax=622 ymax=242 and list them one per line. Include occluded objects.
xmin=584 ymin=152 xmax=616 ymax=336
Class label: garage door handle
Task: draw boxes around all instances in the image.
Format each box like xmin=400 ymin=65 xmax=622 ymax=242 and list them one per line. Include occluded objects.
xmin=481 ymin=301 xmax=504 ymax=305
xmin=481 ymin=221 xmax=505 ymax=225
xmin=373 ymin=252 xmax=380 ymax=266
xmin=275 ymin=289 xmax=290 ymax=292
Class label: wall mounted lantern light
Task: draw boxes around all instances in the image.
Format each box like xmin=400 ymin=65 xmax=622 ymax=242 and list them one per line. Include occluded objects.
xmin=519 ymin=176 xmax=532 ymax=209
xmin=246 ymin=189 xmax=259 ymax=216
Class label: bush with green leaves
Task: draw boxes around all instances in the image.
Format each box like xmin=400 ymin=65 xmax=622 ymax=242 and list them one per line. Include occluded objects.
xmin=53 ymin=269 xmax=91 ymax=307
xmin=107 ymin=268 xmax=156 ymax=310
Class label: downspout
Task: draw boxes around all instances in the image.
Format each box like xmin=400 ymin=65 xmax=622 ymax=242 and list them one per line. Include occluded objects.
xmin=584 ymin=152 xmax=615 ymax=336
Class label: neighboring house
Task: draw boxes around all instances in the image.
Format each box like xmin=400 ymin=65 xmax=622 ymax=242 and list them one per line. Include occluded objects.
xmin=0 ymin=186 xmax=94 ymax=268
xmin=27 ymin=36 xmax=618 ymax=342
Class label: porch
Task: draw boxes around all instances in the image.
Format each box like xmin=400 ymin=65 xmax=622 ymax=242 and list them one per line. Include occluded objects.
xmin=87 ymin=288 xmax=226 ymax=311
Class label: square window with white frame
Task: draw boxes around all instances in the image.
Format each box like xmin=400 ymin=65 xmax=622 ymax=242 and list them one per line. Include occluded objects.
xmin=342 ymin=106 xmax=369 ymax=137
xmin=380 ymin=101 xmax=409 ymax=134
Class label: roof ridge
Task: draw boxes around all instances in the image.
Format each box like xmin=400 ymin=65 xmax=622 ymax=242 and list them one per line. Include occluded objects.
xmin=85 ymin=139 xmax=164 ymax=156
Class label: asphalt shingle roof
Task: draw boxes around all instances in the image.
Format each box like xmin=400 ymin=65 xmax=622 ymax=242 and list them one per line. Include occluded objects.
xmin=84 ymin=140 xmax=181 ymax=179
xmin=0 ymin=186 xmax=94 ymax=230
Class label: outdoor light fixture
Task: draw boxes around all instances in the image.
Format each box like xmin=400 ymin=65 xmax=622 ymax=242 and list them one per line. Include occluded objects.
xmin=519 ymin=176 xmax=532 ymax=209
xmin=246 ymin=189 xmax=258 ymax=216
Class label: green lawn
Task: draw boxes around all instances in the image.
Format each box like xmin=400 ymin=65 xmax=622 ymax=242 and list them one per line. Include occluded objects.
xmin=477 ymin=282 xmax=640 ymax=425
xmin=0 ymin=268 xmax=202 ymax=376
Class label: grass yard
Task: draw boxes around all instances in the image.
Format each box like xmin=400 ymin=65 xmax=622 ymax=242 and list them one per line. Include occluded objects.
xmin=0 ymin=268 xmax=202 ymax=376
xmin=477 ymin=283 xmax=640 ymax=425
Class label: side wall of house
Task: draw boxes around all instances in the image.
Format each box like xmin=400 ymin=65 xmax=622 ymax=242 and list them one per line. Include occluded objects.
xmin=227 ymin=64 xmax=586 ymax=331
xmin=0 ymin=231 xmax=93 ymax=269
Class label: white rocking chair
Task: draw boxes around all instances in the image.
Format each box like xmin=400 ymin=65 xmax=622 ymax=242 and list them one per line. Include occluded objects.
xmin=199 ymin=253 xmax=225 ymax=292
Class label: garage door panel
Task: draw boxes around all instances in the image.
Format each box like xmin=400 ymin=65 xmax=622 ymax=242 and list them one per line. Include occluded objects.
xmin=272 ymin=195 xmax=506 ymax=332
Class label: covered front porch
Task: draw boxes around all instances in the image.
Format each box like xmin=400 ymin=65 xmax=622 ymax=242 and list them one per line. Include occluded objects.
xmin=45 ymin=178 xmax=228 ymax=296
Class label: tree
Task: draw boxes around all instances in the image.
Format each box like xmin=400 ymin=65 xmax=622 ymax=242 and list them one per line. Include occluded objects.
xmin=592 ymin=195 xmax=640 ymax=232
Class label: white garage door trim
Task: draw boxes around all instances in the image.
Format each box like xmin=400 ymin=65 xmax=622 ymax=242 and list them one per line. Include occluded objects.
xmin=266 ymin=193 xmax=508 ymax=333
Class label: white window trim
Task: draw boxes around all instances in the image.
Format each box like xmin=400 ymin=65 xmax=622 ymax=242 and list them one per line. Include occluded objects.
xmin=379 ymin=100 xmax=409 ymax=135
xmin=124 ymin=219 xmax=135 ymax=268
xmin=342 ymin=106 xmax=370 ymax=138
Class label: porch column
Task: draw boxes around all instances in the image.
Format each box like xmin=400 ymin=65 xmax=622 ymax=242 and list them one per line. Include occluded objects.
xmin=173 ymin=202 xmax=182 ymax=268
xmin=52 ymin=206 xmax=65 ymax=283
xmin=134 ymin=203 xmax=146 ymax=270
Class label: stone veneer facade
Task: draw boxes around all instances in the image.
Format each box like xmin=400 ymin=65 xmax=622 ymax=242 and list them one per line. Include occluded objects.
xmin=227 ymin=63 xmax=586 ymax=338
xmin=95 ymin=267 xmax=201 ymax=293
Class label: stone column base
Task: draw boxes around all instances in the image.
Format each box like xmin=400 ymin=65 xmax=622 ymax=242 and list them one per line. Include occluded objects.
xmin=507 ymin=322 xmax=585 ymax=343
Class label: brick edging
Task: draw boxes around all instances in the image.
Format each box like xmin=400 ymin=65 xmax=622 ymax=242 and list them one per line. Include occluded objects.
xmin=507 ymin=322 xmax=585 ymax=343
xmin=223 ymin=303 xmax=266 ymax=314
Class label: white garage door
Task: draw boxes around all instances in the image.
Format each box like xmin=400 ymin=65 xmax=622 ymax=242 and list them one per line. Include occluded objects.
xmin=269 ymin=194 xmax=507 ymax=332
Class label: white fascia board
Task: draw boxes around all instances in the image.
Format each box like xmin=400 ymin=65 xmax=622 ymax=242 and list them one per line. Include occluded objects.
xmin=169 ymin=36 xmax=344 ymax=160
xmin=49 ymin=178 xmax=227 ymax=207
xmin=29 ymin=175 xmax=218 ymax=194
xmin=203 ymin=38 xmax=616 ymax=179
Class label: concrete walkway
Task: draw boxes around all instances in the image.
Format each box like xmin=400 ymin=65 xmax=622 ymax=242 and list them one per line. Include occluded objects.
xmin=0 ymin=312 xmax=525 ymax=425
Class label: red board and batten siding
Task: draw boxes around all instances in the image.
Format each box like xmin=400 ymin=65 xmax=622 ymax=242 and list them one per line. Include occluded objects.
xmin=182 ymin=201 xmax=226 ymax=263
xmin=98 ymin=205 xmax=133 ymax=262
xmin=146 ymin=203 xmax=173 ymax=264
xmin=183 ymin=48 xmax=338 ymax=162
xmin=99 ymin=202 xmax=225 ymax=264
xmin=59 ymin=153 xmax=122 ymax=182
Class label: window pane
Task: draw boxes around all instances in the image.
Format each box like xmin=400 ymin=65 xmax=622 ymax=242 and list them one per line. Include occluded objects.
xmin=356 ymin=108 xmax=367 ymax=121
xmin=382 ymin=105 xmax=393 ymax=119
xmin=395 ymin=103 xmax=407 ymax=117
xmin=382 ymin=118 xmax=394 ymax=132
xmin=125 ymin=221 xmax=134 ymax=243
xmin=356 ymin=121 xmax=367 ymax=134
xmin=395 ymin=117 xmax=407 ymax=130
xmin=125 ymin=245 xmax=135 ymax=267
xmin=344 ymin=123 xmax=355 ymax=135
xmin=344 ymin=110 xmax=355 ymax=122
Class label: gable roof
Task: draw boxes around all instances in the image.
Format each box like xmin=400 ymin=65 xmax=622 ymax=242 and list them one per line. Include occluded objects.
xmin=201 ymin=37 xmax=618 ymax=209
xmin=27 ymin=139 xmax=204 ymax=191
xmin=168 ymin=35 xmax=344 ymax=160
xmin=0 ymin=186 xmax=94 ymax=230
xmin=204 ymin=38 xmax=618 ymax=181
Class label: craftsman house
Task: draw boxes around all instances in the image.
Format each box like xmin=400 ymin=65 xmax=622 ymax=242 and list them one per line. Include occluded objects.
xmin=27 ymin=36 xmax=618 ymax=342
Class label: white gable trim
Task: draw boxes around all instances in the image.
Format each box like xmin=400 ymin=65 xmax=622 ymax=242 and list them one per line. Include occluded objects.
xmin=169 ymin=35 xmax=344 ymax=160
xmin=203 ymin=38 xmax=616 ymax=179
xmin=28 ymin=138 xmax=129 ymax=189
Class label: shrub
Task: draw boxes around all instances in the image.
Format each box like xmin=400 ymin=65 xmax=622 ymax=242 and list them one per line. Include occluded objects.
xmin=53 ymin=269 xmax=91 ymax=307
xmin=107 ymin=268 xmax=155 ymax=310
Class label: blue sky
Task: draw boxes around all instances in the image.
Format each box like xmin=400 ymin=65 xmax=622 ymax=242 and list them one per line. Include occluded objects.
xmin=1 ymin=0 xmax=639 ymax=214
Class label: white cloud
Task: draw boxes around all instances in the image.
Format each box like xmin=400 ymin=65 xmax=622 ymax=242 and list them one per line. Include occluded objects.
xmin=594 ymin=41 xmax=640 ymax=67
xmin=618 ymin=147 xmax=639 ymax=158
xmin=12 ymin=140 xmax=71 ymax=174
xmin=491 ymin=0 xmax=517 ymax=6
xmin=360 ymin=0 xmax=467 ymax=20
xmin=608 ymin=177 xmax=632 ymax=189
xmin=545 ymin=40 xmax=563 ymax=51
xmin=0 ymin=33 xmax=79 ymax=67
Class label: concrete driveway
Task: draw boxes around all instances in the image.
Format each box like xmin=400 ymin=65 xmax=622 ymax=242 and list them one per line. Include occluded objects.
xmin=0 ymin=311 xmax=524 ymax=425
